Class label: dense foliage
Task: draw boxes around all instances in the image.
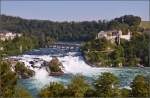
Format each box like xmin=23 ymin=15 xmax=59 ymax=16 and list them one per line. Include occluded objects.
xmin=94 ymin=72 xmax=120 ymax=97
xmin=114 ymin=15 xmax=141 ymax=26
xmin=15 ymin=62 xmax=35 ymax=78
xmin=82 ymin=15 xmax=149 ymax=67
xmin=38 ymin=82 xmax=65 ymax=97
xmin=38 ymin=73 xmax=150 ymax=97
xmin=130 ymin=75 xmax=150 ymax=97
xmin=82 ymin=38 xmax=116 ymax=67
xmin=66 ymin=74 xmax=90 ymax=97
xmin=83 ymin=33 xmax=149 ymax=67
xmin=0 ymin=15 xmax=142 ymax=42
xmin=121 ymin=33 xmax=149 ymax=67
xmin=39 ymin=74 xmax=90 ymax=97
xmin=0 ymin=35 xmax=39 ymax=57
xmin=0 ymin=61 xmax=32 ymax=97
xmin=0 ymin=15 xmax=99 ymax=41
xmin=0 ymin=61 xmax=17 ymax=97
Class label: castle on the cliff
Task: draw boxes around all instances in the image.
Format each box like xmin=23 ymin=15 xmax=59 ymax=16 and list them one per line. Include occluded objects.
xmin=96 ymin=30 xmax=131 ymax=44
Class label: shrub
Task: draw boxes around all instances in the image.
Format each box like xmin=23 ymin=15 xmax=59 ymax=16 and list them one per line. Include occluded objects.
xmin=131 ymin=75 xmax=150 ymax=97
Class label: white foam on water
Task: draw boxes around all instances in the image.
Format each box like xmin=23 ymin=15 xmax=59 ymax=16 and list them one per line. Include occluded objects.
xmin=32 ymin=67 xmax=50 ymax=88
xmin=11 ymin=51 xmax=148 ymax=90
xmin=59 ymin=55 xmax=111 ymax=76
xmin=12 ymin=52 xmax=112 ymax=79
xmin=11 ymin=54 xmax=66 ymax=89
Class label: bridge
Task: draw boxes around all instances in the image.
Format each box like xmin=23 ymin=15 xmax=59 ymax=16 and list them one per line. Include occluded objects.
xmin=47 ymin=42 xmax=81 ymax=51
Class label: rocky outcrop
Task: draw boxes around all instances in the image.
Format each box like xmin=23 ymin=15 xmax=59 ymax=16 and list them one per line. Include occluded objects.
xmin=47 ymin=57 xmax=64 ymax=76
xmin=50 ymin=71 xmax=64 ymax=76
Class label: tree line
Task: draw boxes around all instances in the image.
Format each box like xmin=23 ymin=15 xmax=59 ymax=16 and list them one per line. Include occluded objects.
xmin=39 ymin=73 xmax=150 ymax=97
xmin=1 ymin=60 xmax=149 ymax=98
xmin=0 ymin=14 xmax=143 ymax=42
xmin=0 ymin=34 xmax=55 ymax=57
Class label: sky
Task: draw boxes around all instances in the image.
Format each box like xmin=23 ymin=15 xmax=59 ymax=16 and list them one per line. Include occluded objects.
xmin=1 ymin=0 xmax=149 ymax=22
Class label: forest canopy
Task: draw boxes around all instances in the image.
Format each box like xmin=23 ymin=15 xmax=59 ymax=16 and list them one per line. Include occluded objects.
xmin=0 ymin=14 xmax=143 ymax=42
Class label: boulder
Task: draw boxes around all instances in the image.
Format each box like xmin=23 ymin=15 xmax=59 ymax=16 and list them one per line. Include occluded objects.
xmin=29 ymin=61 xmax=34 ymax=65
xmin=48 ymin=57 xmax=64 ymax=76
xmin=49 ymin=71 xmax=64 ymax=76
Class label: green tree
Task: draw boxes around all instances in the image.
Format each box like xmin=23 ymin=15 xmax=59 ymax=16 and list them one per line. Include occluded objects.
xmin=82 ymin=38 xmax=116 ymax=67
xmin=1 ymin=35 xmax=39 ymax=56
xmin=131 ymin=75 xmax=150 ymax=97
xmin=110 ymin=45 xmax=125 ymax=67
xmin=121 ymin=33 xmax=149 ymax=67
xmin=84 ymin=88 xmax=96 ymax=97
xmin=0 ymin=61 xmax=17 ymax=97
xmin=115 ymin=15 xmax=141 ymax=26
xmin=121 ymin=88 xmax=131 ymax=97
xmin=38 ymin=82 xmax=65 ymax=97
xmin=13 ymin=86 xmax=33 ymax=98
xmin=94 ymin=72 xmax=120 ymax=97
xmin=0 ymin=61 xmax=33 ymax=97
xmin=15 ymin=62 xmax=35 ymax=78
xmin=66 ymin=74 xmax=90 ymax=97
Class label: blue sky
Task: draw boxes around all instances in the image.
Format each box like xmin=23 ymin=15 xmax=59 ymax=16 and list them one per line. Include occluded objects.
xmin=1 ymin=1 xmax=149 ymax=21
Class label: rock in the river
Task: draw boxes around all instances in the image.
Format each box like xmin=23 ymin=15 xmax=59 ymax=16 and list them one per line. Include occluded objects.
xmin=48 ymin=57 xmax=64 ymax=76
xmin=29 ymin=61 xmax=34 ymax=65
xmin=31 ymin=64 xmax=35 ymax=68
xmin=50 ymin=71 xmax=64 ymax=76
xmin=41 ymin=61 xmax=48 ymax=67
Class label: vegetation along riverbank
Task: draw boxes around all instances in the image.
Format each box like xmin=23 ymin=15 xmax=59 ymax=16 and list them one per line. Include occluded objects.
xmin=0 ymin=14 xmax=150 ymax=98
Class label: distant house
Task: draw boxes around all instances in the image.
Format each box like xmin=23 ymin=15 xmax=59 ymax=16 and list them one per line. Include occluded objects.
xmin=96 ymin=30 xmax=131 ymax=44
xmin=0 ymin=30 xmax=22 ymax=41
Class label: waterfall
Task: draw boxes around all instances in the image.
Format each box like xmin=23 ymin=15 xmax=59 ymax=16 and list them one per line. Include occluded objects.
xmin=10 ymin=48 xmax=150 ymax=93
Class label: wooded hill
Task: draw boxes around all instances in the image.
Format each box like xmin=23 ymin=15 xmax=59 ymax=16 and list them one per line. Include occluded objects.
xmin=0 ymin=14 xmax=143 ymax=42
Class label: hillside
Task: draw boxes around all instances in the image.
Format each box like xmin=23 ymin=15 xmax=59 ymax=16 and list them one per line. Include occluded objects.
xmin=0 ymin=15 xmax=101 ymax=42
xmin=0 ymin=14 xmax=143 ymax=42
xmin=140 ymin=21 xmax=150 ymax=29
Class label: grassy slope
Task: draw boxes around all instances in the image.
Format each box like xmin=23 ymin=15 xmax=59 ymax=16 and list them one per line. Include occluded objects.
xmin=140 ymin=21 xmax=150 ymax=29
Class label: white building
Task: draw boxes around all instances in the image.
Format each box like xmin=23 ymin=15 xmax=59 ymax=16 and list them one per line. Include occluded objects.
xmin=96 ymin=30 xmax=131 ymax=44
xmin=0 ymin=30 xmax=22 ymax=41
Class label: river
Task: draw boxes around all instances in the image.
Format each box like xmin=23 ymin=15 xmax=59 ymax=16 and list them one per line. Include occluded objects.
xmin=10 ymin=47 xmax=150 ymax=97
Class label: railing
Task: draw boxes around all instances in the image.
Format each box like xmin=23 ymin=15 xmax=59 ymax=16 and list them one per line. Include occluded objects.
xmin=48 ymin=43 xmax=81 ymax=50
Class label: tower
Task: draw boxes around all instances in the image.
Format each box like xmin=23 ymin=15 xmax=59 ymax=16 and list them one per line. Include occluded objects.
xmin=117 ymin=30 xmax=121 ymax=45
